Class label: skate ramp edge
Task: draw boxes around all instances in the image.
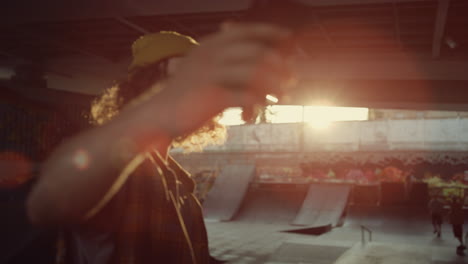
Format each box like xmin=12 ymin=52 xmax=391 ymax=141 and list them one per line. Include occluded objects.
xmin=292 ymin=184 xmax=351 ymax=227
xmin=232 ymin=184 xmax=309 ymax=224
xmin=203 ymin=164 xmax=255 ymax=221
xmin=283 ymin=224 xmax=332 ymax=236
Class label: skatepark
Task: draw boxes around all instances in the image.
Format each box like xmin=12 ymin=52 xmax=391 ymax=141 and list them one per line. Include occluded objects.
xmin=3 ymin=0 xmax=468 ymax=263
xmin=200 ymin=163 xmax=468 ymax=263
xmin=167 ymin=117 xmax=468 ymax=264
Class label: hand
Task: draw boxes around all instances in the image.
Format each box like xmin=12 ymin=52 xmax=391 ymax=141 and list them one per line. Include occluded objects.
xmin=160 ymin=23 xmax=293 ymax=135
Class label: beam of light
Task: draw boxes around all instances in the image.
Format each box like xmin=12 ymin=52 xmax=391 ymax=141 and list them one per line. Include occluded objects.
xmin=304 ymin=106 xmax=368 ymax=129
xmin=218 ymin=105 xmax=368 ymax=127
xmin=73 ymin=149 xmax=90 ymax=171
xmin=218 ymin=107 xmax=245 ymax=126
xmin=267 ymin=105 xmax=304 ymax=123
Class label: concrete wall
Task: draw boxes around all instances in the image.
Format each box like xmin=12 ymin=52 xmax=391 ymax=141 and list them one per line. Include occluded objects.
xmin=188 ymin=118 xmax=468 ymax=152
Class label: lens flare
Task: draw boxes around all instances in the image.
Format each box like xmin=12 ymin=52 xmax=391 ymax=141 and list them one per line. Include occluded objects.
xmin=0 ymin=151 xmax=33 ymax=188
xmin=73 ymin=149 xmax=90 ymax=171
xmin=305 ymin=106 xmax=368 ymax=130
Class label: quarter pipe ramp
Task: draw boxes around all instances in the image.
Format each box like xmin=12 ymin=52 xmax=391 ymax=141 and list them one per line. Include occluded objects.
xmin=203 ymin=164 xmax=255 ymax=221
xmin=292 ymin=184 xmax=351 ymax=227
xmin=233 ymin=184 xmax=308 ymax=224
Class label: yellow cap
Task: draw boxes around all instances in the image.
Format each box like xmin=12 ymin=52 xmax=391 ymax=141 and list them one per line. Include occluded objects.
xmin=129 ymin=31 xmax=198 ymax=70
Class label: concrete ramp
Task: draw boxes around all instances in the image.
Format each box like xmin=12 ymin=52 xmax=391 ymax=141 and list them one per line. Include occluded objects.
xmin=292 ymin=184 xmax=351 ymax=227
xmin=203 ymin=164 xmax=255 ymax=221
xmin=233 ymin=184 xmax=308 ymax=224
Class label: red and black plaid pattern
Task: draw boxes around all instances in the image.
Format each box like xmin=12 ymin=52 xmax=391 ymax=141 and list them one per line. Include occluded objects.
xmin=83 ymin=150 xmax=210 ymax=264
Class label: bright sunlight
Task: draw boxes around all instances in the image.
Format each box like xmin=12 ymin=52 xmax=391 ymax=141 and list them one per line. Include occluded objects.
xmin=219 ymin=105 xmax=368 ymax=127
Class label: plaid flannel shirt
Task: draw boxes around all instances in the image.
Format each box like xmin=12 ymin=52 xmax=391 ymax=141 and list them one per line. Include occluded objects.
xmin=67 ymin=150 xmax=210 ymax=264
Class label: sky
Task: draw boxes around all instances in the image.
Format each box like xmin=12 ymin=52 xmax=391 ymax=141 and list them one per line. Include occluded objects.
xmin=218 ymin=105 xmax=369 ymax=128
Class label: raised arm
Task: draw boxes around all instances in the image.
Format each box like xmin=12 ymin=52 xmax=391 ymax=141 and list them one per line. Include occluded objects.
xmin=26 ymin=95 xmax=175 ymax=226
xmin=27 ymin=23 xmax=292 ymax=226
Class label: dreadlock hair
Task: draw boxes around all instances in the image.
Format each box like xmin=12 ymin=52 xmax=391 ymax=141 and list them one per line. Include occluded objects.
xmin=90 ymin=59 xmax=226 ymax=152
xmin=119 ymin=59 xmax=169 ymax=106
xmin=90 ymin=59 xmax=168 ymax=126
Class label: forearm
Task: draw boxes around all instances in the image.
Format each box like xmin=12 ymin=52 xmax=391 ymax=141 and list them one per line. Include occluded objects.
xmin=27 ymin=95 xmax=173 ymax=226
xmin=27 ymin=22 xmax=290 ymax=226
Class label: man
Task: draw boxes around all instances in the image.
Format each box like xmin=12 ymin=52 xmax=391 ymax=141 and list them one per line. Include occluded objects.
xmin=26 ymin=23 xmax=291 ymax=263
xmin=428 ymin=195 xmax=444 ymax=238
xmin=449 ymin=197 xmax=465 ymax=254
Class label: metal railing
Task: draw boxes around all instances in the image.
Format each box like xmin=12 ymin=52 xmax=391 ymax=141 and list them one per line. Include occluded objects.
xmin=361 ymin=225 xmax=372 ymax=244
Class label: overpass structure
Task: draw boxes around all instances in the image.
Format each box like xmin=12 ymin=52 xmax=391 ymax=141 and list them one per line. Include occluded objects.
xmin=179 ymin=118 xmax=468 ymax=156
xmin=1 ymin=0 xmax=468 ymax=112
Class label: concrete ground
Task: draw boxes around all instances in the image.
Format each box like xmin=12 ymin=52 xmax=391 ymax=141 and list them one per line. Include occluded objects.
xmin=206 ymin=216 xmax=467 ymax=264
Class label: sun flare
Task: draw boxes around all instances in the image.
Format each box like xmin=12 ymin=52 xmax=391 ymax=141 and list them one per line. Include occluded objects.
xmin=219 ymin=105 xmax=368 ymax=127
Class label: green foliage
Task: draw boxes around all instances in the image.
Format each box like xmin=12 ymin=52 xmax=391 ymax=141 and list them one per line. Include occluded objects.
xmin=425 ymin=176 xmax=467 ymax=202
